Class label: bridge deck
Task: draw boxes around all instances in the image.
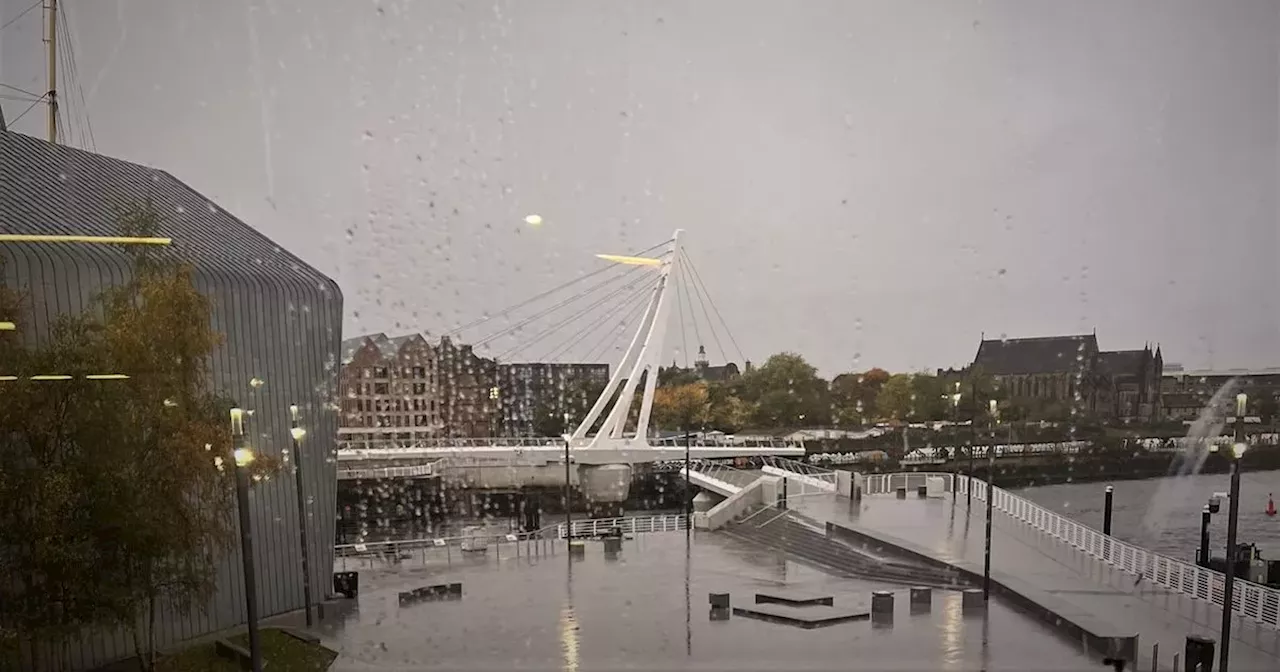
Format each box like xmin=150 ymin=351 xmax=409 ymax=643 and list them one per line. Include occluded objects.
xmin=793 ymin=493 xmax=1280 ymax=671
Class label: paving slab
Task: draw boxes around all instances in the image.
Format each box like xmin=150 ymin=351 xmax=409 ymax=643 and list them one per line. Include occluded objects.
xmin=732 ymin=602 xmax=869 ymax=628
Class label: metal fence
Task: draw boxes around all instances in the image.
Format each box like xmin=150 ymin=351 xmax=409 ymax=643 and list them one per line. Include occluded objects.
xmin=333 ymin=513 xmax=688 ymax=570
xmin=865 ymin=471 xmax=1280 ymax=633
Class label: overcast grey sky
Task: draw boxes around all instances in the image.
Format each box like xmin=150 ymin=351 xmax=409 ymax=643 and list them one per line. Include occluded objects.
xmin=2 ymin=1 xmax=1277 ymax=375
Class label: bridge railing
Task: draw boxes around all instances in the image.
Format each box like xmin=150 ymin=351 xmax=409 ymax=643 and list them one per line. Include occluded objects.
xmin=760 ymin=456 xmax=837 ymax=483
xmin=336 ymin=463 xmax=436 ymax=480
xmin=556 ymin=513 xmax=688 ymax=539
xmin=865 ymin=471 xmax=1280 ymax=632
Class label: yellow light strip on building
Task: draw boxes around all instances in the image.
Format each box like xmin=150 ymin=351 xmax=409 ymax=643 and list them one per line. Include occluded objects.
xmin=0 ymin=373 xmax=132 ymax=381
xmin=85 ymin=374 xmax=131 ymax=380
xmin=0 ymin=234 xmax=172 ymax=246
xmin=595 ymin=253 xmax=662 ymax=267
xmin=29 ymin=375 xmax=73 ymax=381
xmin=0 ymin=322 xmax=14 ymax=330
xmin=0 ymin=376 xmax=16 ymax=381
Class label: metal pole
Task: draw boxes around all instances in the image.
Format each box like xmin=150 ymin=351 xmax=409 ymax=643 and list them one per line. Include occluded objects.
xmin=290 ymin=405 xmax=314 ymax=628
xmin=1220 ymin=393 xmax=1247 ymax=672
xmin=1199 ymin=504 xmax=1211 ymax=567
xmin=564 ymin=435 xmax=572 ymax=542
xmin=967 ymin=379 xmax=976 ymax=510
xmin=230 ymin=408 xmax=262 ymax=672
xmin=983 ymin=401 xmax=997 ymax=602
xmin=1103 ymin=485 xmax=1114 ymax=536
xmin=45 ymin=0 xmax=58 ymax=144
xmin=684 ymin=427 xmax=691 ymax=537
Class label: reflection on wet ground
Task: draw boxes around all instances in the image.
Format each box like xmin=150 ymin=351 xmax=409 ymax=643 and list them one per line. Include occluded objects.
xmin=314 ymin=531 xmax=1098 ymax=670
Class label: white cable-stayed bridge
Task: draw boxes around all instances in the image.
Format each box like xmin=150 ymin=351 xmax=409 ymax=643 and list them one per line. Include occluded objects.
xmin=336 ymin=231 xmax=805 ymax=503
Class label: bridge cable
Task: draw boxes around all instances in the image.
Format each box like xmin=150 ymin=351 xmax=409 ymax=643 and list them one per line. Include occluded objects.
xmin=495 ymin=274 xmax=659 ymax=362
xmin=683 ymin=250 xmax=746 ymax=364
xmin=674 ymin=257 xmax=690 ymax=368
xmin=685 ymin=258 xmax=727 ymax=364
xmin=543 ymin=277 xmax=659 ymax=362
xmin=58 ymin=8 xmax=96 ymax=151
xmin=470 ymin=262 xmax=651 ymax=349
xmin=675 ymin=256 xmax=703 ymax=363
xmin=0 ymin=1 xmax=40 ymax=32
xmin=584 ymin=286 xmax=655 ymax=363
xmin=444 ymin=238 xmax=671 ymax=338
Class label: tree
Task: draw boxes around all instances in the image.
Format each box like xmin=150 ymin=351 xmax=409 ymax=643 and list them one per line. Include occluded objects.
xmin=734 ymin=352 xmax=830 ymax=427
xmin=0 ymin=203 xmax=269 ymax=670
xmin=652 ymin=382 xmax=711 ymax=431
xmin=908 ymin=374 xmax=946 ymax=421
xmin=876 ymin=374 xmax=915 ymax=422
xmin=830 ymin=368 xmax=891 ymax=426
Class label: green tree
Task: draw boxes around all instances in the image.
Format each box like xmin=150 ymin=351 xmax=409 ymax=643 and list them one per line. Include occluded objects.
xmin=734 ymin=352 xmax=830 ymax=427
xmin=876 ymin=374 xmax=915 ymax=422
xmin=908 ymin=374 xmax=946 ymax=421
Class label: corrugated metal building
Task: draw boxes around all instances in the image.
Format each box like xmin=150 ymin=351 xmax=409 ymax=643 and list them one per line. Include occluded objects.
xmin=0 ymin=129 xmax=343 ymax=669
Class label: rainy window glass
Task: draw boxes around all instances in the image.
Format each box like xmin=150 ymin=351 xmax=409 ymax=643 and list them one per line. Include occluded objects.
xmin=1 ymin=2 xmax=1278 ymax=671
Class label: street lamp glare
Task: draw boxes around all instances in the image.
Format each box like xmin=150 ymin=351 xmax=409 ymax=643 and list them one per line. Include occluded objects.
xmin=289 ymin=404 xmax=300 ymax=420
xmin=229 ymin=407 xmax=245 ymax=436
xmin=290 ymin=427 xmax=306 ymax=441
xmin=234 ymin=447 xmax=255 ymax=467
xmin=1233 ymin=442 xmax=1248 ymax=459
xmin=1236 ymin=393 xmax=1248 ymax=417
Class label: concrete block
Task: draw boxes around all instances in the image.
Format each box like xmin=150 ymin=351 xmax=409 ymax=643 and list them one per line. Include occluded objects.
xmin=916 ymin=485 xmax=928 ymax=498
xmin=708 ymin=592 xmax=730 ymax=608
xmin=910 ymin=587 xmax=932 ymax=607
xmin=870 ymin=590 xmax=894 ymax=614
xmin=603 ymin=537 xmax=623 ymax=554
xmin=568 ymin=540 xmax=586 ymax=558
xmin=962 ymin=588 xmax=984 ymax=611
xmin=896 ymin=487 xmax=907 ymax=499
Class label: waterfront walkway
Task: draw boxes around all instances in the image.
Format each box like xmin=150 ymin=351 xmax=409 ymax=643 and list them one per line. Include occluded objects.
xmin=793 ymin=493 xmax=1280 ymax=672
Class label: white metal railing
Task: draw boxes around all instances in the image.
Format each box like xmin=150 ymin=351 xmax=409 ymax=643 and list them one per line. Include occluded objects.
xmin=336 ymin=463 xmax=436 ymax=480
xmin=864 ymin=471 xmax=1280 ymax=632
xmin=556 ymin=513 xmax=688 ymax=539
xmin=760 ymin=455 xmax=838 ymax=483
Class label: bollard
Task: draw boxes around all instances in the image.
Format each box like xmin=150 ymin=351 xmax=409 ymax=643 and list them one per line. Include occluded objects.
xmin=961 ymin=588 xmax=984 ymax=612
xmin=1104 ymin=485 xmax=1114 ymax=536
xmin=871 ymin=590 xmax=894 ymax=614
xmin=896 ymin=487 xmax=907 ymax=500
xmin=569 ymin=540 xmax=586 ymax=559
xmin=917 ymin=485 xmax=928 ymax=499
xmin=1184 ymin=635 xmax=1214 ymax=672
xmin=709 ymin=593 xmax=730 ymax=609
xmin=909 ymin=586 xmax=932 ymax=612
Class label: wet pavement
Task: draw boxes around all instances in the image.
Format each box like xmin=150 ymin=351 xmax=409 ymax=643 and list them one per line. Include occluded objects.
xmin=311 ymin=530 xmax=1099 ymax=670
xmin=793 ymin=493 xmax=1280 ymax=672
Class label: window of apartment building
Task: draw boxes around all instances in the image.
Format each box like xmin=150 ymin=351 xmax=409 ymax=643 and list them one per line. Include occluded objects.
xmin=414 ymin=414 xmax=429 ymax=427
xmin=412 ymin=366 xmax=426 ymax=378
xmin=374 ymin=366 xmax=389 ymax=378
xmin=374 ymin=382 xmax=389 ymax=395
xmin=412 ymin=383 xmax=427 ymax=395
xmin=362 ymin=368 xmax=372 ymax=378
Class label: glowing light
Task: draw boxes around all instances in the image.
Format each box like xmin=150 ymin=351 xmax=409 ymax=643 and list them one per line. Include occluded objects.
xmin=0 ymin=234 xmax=172 ymax=245
xmin=1233 ymin=442 xmax=1248 ymax=459
xmin=0 ymin=376 xmax=16 ymax=382
xmin=30 ymin=375 xmax=72 ymax=381
xmin=595 ymin=253 xmax=662 ymax=267
xmin=289 ymin=404 xmax=300 ymax=421
xmin=0 ymin=322 xmax=14 ymax=331
xmin=85 ymin=374 xmax=130 ymax=380
xmin=249 ymin=377 xmax=265 ymax=389
xmin=290 ymin=427 xmax=306 ymax=441
xmin=229 ymin=408 xmax=245 ymax=436
xmin=233 ymin=448 xmax=255 ymax=467
xmin=524 ymin=214 xmax=543 ymax=226
xmin=1236 ymin=393 xmax=1248 ymax=417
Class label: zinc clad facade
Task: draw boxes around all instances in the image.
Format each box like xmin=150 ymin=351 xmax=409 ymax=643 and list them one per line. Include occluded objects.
xmin=0 ymin=130 xmax=343 ymax=670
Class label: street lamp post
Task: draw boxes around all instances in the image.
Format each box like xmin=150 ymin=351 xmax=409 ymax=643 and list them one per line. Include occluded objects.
xmin=951 ymin=385 xmax=962 ymax=503
xmin=230 ymin=408 xmax=262 ymax=672
xmin=983 ymin=399 xmax=998 ymax=603
xmin=684 ymin=425 xmax=692 ymax=535
xmin=563 ymin=412 xmax=572 ymax=542
xmin=1220 ymin=393 xmax=1248 ymax=672
xmin=967 ymin=379 xmax=977 ymax=511
xmin=289 ymin=404 xmax=314 ymax=628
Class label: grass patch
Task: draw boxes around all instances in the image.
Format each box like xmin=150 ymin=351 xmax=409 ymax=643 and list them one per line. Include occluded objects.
xmin=154 ymin=628 xmax=337 ymax=672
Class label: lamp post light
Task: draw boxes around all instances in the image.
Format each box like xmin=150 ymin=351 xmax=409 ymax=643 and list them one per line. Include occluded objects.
xmin=983 ymin=399 xmax=998 ymax=603
xmin=230 ymin=407 xmax=263 ymax=672
xmin=289 ymin=404 xmax=314 ymax=628
xmin=1220 ymin=393 xmax=1248 ymax=672
xmin=951 ymin=385 xmax=962 ymax=502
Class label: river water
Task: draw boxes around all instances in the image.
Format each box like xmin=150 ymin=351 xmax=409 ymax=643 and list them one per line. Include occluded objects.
xmin=1016 ymin=468 xmax=1280 ymax=560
